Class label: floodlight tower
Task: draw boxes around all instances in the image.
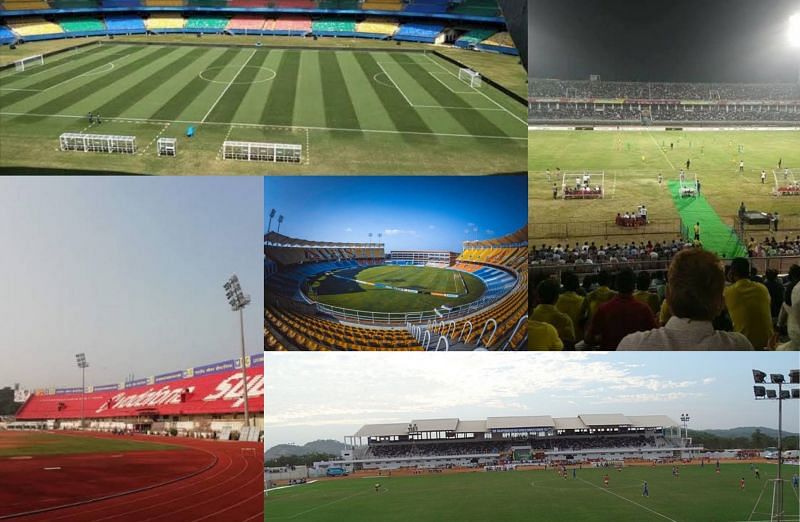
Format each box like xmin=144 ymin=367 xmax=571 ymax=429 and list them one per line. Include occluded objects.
xmin=377 ymin=233 xmax=382 ymax=263
xmin=752 ymin=368 xmax=800 ymax=521
xmin=224 ymin=274 xmax=252 ymax=427
xmin=75 ymin=353 xmax=88 ymax=429
xmin=267 ymin=208 xmax=276 ymax=234
xmin=790 ymin=13 xmax=800 ymax=83
xmin=680 ymin=413 xmax=690 ymax=440
xmin=276 ymin=215 xmax=284 ymax=234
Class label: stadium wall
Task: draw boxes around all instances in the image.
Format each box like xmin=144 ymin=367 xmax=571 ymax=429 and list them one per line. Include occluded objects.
xmin=15 ymin=353 xmax=264 ymax=420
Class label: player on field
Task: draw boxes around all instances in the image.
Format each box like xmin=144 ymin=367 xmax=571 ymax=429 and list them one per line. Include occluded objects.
xmin=761 ymin=170 xmax=766 ymax=184
xmin=686 ymin=159 xmax=691 ymax=169
xmin=546 ymin=168 xmax=551 ymax=181
xmin=680 ymin=169 xmax=685 ymax=182
xmin=603 ymin=474 xmax=609 ymax=488
xmin=694 ymin=222 xmax=700 ymax=241
xmin=642 ymin=481 xmax=649 ymax=497
xmin=573 ymin=468 xmax=577 ymax=479
xmin=754 ymin=467 xmax=760 ymax=479
xmin=375 ymin=483 xmax=381 ymax=493
xmin=657 ymin=173 xmax=663 ymax=186
xmin=739 ymin=160 xmax=745 ymax=173
xmin=740 ymin=477 xmax=745 ymax=490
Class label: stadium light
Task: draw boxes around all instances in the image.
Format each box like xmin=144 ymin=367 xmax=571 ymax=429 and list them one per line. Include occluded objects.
xmin=224 ymin=274 xmax=252 ymax=428
xmin=75 ymin=353 xmax=89 ymax=429
xmin=751 ymin=368 xmax=800 ymax=521
xmin=680 ymin=413 xmax=690 ymax=440
xmin=276 ymin=215 xmax=284 ymax=234
xmin=267 ymin=209 xmax=276 ymax=234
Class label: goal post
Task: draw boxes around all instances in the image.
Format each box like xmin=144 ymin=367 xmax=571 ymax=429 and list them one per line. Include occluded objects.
xmin=457 ymin=67 xmax=481 ymax=88
xmin=14 ymin=55 xmax=44 ymax=72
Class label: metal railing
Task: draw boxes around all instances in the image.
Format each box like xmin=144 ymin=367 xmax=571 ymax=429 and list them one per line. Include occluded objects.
xmin=530 ymin=219 xmax=682 ymax=241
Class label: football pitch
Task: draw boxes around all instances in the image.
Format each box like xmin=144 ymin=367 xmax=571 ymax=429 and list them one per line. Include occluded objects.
xmin=528 ymin=130 xmax=800 ymax=245
xmin=307 ymin=265 xmax=486 ymax=313
xmin=0 ymin=40 xmax=526 ymax=174
xmin=0 ymin=431 xmax=179 ymax=457
xmin=264 ymin=464 xmax=800 ymax=521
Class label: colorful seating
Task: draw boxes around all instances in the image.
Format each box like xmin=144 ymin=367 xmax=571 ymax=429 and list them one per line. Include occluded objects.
xmin=101 ymin=0 xmax=141 ymax=7
xmin=455 ymin=28 xmax=495 ymax=47
xmin=59 ymin=17 xmax=105 ymax=32
xmin=356 ymin=17 xmax=397 ymax=35
xmin=361 ymin=0 xmax=402 ymax=10
xmin=226 ymin=15 xmax=266 ymax=30
xmin=271 ymin=0 xmax=315 ymax=7
xmin=312 ymin=17 xmax=356 ymax=33
xmin=104 ymin=14 xmax=145 ymax=31
xmin=1 ymin=0 xmax=50 ymax=10
xmin=143 ymin=0 xmax=183 ymax=6
xmin=481 ymin=30 xmax=513 ymax=47
xmin=229 ymin=0 xmax=266 ymax=6
xmin=317 ymin=0 xmax=359 ymax=9
xmin=185 ymin=16 xmax=228 ymax=30
xmin=51 ymin=0 xmax=100 ymax=8
xmin=272 ymin=15 xmax=311 ymax=32
xmin=404 ymin=0 xmax=448 ymax=14
xmin=0 ymin=25 xmax=16 ymax=43
xmin=7 ymin=17 xmax=64 ymax=37
xmin=394 ymin=22 xmax=443 ymax=42
xmin=449 ymin=0 xmax=499 ymax=17
xmin=144 ymin=14 xmax=185 ymax=30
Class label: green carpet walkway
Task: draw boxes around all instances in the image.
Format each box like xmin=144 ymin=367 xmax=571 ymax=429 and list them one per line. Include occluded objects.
xmin=668 ymin=180 xmax=747 ymax=259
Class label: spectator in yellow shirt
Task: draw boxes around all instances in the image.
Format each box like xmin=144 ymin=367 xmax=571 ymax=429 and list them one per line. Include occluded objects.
xmin=634 ymin=271 xmax=660 ymax=315
xmin=580 ymin=271 xmax=617 ymax=337
xmin=556 ymin=271 xmax=585 ymax=338
xmin=724 ymin=258 xmax=774 ymax=349
xmin=528 ymin=320 xmax=564 ymax=350
xmin=532 ymin=278 xmax=575 ymax=348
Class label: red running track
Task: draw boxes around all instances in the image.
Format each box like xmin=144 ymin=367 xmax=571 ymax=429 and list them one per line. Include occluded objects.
xmin=0 ymin=432 xmax=263 ymax=521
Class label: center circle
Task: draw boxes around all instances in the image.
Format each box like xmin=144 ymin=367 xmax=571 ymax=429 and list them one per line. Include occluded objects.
xmin=199 ymin=65 xmax=277 ymax=85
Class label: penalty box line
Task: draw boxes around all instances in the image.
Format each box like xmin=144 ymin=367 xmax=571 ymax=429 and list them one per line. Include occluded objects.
xmin=0 ymin=112 xmax=527 ymax=141
xmin=577 ymin=477 xmax=677 ymax=522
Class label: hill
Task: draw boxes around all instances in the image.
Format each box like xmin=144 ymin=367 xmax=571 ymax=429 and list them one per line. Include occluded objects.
xmin=700 ymin=427 xmax=799 ymax=439
xmin=265 ymin=439 xmax=346 ymax=459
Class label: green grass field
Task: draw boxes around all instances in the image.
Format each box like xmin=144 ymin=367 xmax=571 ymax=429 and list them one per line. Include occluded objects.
xmin=0 ymin=39 xmax=526 ymax=174
xmin=528 ymin=130 xmax=800 ymax=246
xmin=264 ymin=464 xmax=800 ymax=521
xmin=0 ymin=431 xmax=180 ymax=457
xmin=307 ymin=265 xmax=485 ymax=312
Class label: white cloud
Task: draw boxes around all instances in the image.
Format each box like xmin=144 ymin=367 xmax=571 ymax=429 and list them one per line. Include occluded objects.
xmin=384 ymin=229 xmax=416 ymax=236
xmin=344 ymin=227 xmax=352 ymax=232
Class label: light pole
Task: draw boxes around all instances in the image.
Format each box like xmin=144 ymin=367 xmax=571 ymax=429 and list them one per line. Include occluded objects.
xmin=276 ymin=215 xmax=284 ymax=234
xmin=267 ymin=208 xmax=276 ymax=234
xmin=75 ymin=353 xmax=89 ymax=429
xmin=680 ymin=413 xmax=690 ymax=441
xmin=752 ymin=368 xmax=799 ymax=522
xmin=224 ymin=274 xmax=252 ymax=428
xmin=377 ymin=233 xmax=382 ymax=263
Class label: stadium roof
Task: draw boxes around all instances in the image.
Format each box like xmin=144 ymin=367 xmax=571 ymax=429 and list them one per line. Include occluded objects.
xmin=463 ymin=225 xmax=527 ymax=249
xmin=578 ymin=414 xmax=632 ymax=426
xmin=487 ymin=416 xmax=555 ymax=429
xmin=353 ymin=414 xmax=678 ymax=437
xmin=264 ymin=231 xmax=382 ymax=249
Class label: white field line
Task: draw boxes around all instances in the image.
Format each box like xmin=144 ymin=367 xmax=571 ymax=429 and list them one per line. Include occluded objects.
xmin=0 ymin=87 xmax=42 ymax=92
xmin=138 ymin=122 xmax=171 ymax=155
xmin=647 ymin=131 xmax=676 ymax=170
xmin=428 ymin=71 xmax=475 ymax=94
xmin=423 ymin=53 xmax=527 ymax=126
xmin=0 ymin=112 xmax=526 ymax=141
xmin=305 ymin=127 xmax=310 ymax=165
xmin=201 ymin=48 xmax=256 ymax=123
xmin=747 ymin=479 xmax=770 ymax=521
xmin=42 ymin=55 xmax=129 ymax=93
xmin=577 ymin=478 xmax=677 ymax=522
xmin=216 ymin=124 xmax=235 ymax=160
xmin=412 ymin=104 xmax=506 ymax=111
xmin=271 ymin=491 xmax=367 ymax=520
xmin=8 ymin=47 xmax=107 ymax=80
xmin=376 ymin=62 xmax=414 ymax=106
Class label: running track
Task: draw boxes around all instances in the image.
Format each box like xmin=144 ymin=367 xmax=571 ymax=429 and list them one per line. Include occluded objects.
xmin=0 ymin=432 xmax=263 ymax=521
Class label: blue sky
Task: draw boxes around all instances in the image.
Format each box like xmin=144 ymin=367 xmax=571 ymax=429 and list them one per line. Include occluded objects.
xmin=264 ymin=176 xmax=526 ymax=253
xmin=0 ymin=177 xmax=263 ymax=390
xmin=264 ymin=352 xmax=800 ymax=447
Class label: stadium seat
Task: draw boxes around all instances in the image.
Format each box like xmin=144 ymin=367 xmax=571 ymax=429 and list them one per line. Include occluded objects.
xmin=394 ymin=22 xmax=444 ymax=43
xmin=0 ymin=25 xmax=17 ymax=43
xmin=355 ymin=18 xmax=398 ymax=36
xmin=312 ymin=17 xmax=356 ymax=34
xmin=226 ymin=14 xmax=266 ymax=30
xmin=455 ymin=28 xmax=495 ymax=48
xmin=6 ymin=17 xmax=64 ymax=37
xmin=185 ymin=16 xmax=229 ymax=31
xmin=449 ymin=0 xmax=500 ymax=17
xmin=272 ymin=15 xmax=311 ymax=33
xmin=58 ymin=17 xmax=106 ymax=33
xmin=361 ymin=0 xmax=402 ymax=10
xmin=1 ymin=0 xmax=50 ymax=10
xmin=103 ymin=14 xmax=145 ymax=32
xmin=144 ymin=13 xmax=185 ymax=30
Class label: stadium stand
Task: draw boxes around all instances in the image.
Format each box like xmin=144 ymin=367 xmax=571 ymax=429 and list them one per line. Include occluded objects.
xmin=449 ymin=0 xmax=499 ymax=17
xmin=455 ymin=28 xmax=495 ymax=48
xmin=265 ymin=227 xmax=527 ymax=351
xmin=317 ymin=0 xmax=359 ymax=9
xmin=355 ymin=17 xmax=398 ymax=37
xmin=404 ymin=0 xmax=448 ymax=14
xmin=15 ymin=354 xmax=264 ymax=437
xmin=271 ymin=0 xmax=314 ymax=7
xmin=0 ymin=24 xmax=15 ymax=43
xmin=6 ymin=17 xmax=63 ymax=38
xmin=1 ymin=0 xmax=50 ymax=10
xmin=226 ymin=14 xmax=266 ymax=31
xmin=58 ymin=16 xmax=105 ymax=33
xmin=143 ymin=0 xmax=184 ymax=5
xmin=272 ymin=15 xmax=311 ymax=34
xmin=312 ymin=17 xmax=357 ymax=35
xmin=331 ymin=414 xmax=700 ymax=472
xmin=185 ymin=15 xmax=228 ymax=31
xmin=361 ymin=0 xmax=402 ymax=10
xmin=100 ymin=0 xmax=142 ymax=7
xmin=51 ymin=0 xmax=99 ymax=8
xmin=393 ymin=21 xmax=444 ymax=43
xmin=478 ymin=30 xmax=514 ymax=53
xmin=104 ymin=14 xmax=146 ymax=32
xmin=144 ymin=13 xmax=185 ymax=30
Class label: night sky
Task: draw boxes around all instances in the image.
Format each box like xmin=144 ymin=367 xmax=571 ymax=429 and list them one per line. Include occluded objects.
xmin=529 ymin=0 xmax=800 ymax=82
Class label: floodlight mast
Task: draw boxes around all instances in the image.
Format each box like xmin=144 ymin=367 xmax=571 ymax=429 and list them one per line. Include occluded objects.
xmin=752 ymin=368 xmax=800 ymax=521
xmin=224 ymin=274 xmax=252 ymax=428
xmin=75 ymin=353 xmax=89 ymax=429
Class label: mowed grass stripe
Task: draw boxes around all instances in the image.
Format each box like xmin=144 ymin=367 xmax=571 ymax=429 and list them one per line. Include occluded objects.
xmin=261 ymin=50 xmax=300 ymax=126
xmin=0 ymin=45 xmax=140 ymax=107
xmin=319 ymin=52 xmax=360 ymax=131
xmin=94 ymin=47 xmax=208 ymax=117
xmin=150 ymin=47 xmax=242 ymax=121
xmin=292 ymin=51 xmax=325 ymax=128
xmin=335 ymin=52 xmax=393 ymax=131
xmin=0 ymin=45 xmax=107 ymax=85
xmin=204 ymin=49 xmax=271 ymax=123
xmin=21 ymin=46 xmax=177 ymax=123
xmin=388 ymin=53 xmax=510 ymax=138
xmin=352 ymin=52 xmax=433 ymax=135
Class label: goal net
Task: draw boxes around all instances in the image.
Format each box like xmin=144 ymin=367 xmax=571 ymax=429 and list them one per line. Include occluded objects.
xmin=15 ymin=55 xmax=44 ymax=72
xmin=457 ymin=67 xmax=481 ymax=88
xmin=773 ymin=168 xmax=798 ymax=196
